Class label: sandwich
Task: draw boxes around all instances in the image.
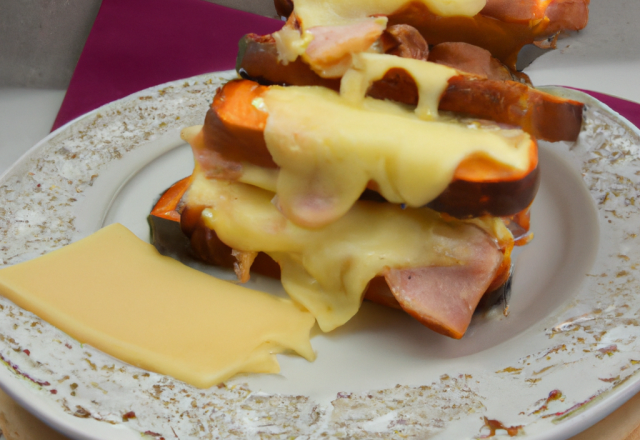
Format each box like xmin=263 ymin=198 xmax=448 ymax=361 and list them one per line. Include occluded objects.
xmin=236 ymin=0 xmax=586 ymax=144
xmin=152 ymin=56 xmax=537 ymax=339
xmin=150 ymin=0 xmax=588 ymax=339
xmin=269 ymin=0 xmax=590 ymax=70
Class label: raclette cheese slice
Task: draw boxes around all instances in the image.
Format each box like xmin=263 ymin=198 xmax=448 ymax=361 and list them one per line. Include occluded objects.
xmin=273 ymin=0 xmax=486 ymax=75
xmin=0 ymin=224 xmax=315 ymax=389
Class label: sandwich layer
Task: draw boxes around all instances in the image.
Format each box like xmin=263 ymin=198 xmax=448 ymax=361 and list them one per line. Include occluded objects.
xmin=273 ymin=0 xmax=589 ymax=69
xmin=237 ymin=34 xmax=584 ymax=143
xmin=197 ymin=76 xmax=537 ymax=228
xmin=184 ymin=161 xmax=506 ymax=337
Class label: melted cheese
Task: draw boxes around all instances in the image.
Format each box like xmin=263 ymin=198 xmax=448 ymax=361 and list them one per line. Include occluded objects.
xmin=293 ymin=0 xmax=486 ymax=28
xmin=0 ymin=224 xmax=315 ymax=389
xmin=254 ymin=80 xmax=531 ymax=229
xmin=273 ymin=25 xmax=314 ymax=65
xmin=272 ymin=0 xmax=486 ymax=73
xmin=341 ymin=52 xmax=457 ymax=119
xmin=186 ymin=169 xmax=504 ymax=332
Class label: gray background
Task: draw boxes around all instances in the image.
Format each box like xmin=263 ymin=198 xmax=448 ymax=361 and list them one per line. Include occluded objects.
xmin=3 ymin=0 xmax=639 ymax=103
xmin=0 ymin=0 xmax=277 ymax=89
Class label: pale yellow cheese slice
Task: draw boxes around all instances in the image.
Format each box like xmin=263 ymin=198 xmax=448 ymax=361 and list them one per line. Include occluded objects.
xmin=0 ymin=224 xmax=316 ymax=389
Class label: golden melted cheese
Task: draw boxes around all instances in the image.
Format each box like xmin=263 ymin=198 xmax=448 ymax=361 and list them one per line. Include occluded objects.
xmin=252 ymin=76 xmax=531 ymax=229
xmin=273 ymin=25 xmax=315 ymax=65
xmin=341 ymin=53 xmax=456 ymax=119
xmin=0 ymin=224 xmax=315 ymax=389
xmin=272 ymin=0 xmax=486 ymax=70
xmin=293 ymin=0 xmax=486 ymax=28
xmin=273 ymin=0 xmax=486 ymax=73
xmin=185 ymin=168 xmax=506 ymax=332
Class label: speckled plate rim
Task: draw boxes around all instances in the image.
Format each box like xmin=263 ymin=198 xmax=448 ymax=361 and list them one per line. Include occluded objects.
xmin=491 ymin=85 xmax=640 ymax=440
xmin=0 ymin=71 xmax=238 ymax=440
xmin=535 ymin=86 xmax=640 ymax=440
xmin=0 ymin=75 xmax=223 ymax=440
xmin=0 ymin=74 xmax=639 ymax=440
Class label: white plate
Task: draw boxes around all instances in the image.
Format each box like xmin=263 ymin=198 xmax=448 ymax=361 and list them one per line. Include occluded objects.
xmin=0 ymin=71 xmax=639 ymax=440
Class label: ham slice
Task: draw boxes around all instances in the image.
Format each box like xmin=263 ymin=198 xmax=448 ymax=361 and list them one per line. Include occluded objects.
xmin=428 ymin=42 xmax=515 ymax=82
xmin=361 ymin=221 xmax=504 ymax=339
xmin=153 ymin=180 xmax=509 ymax=339
xmin=304 ymin=20 xmax=386 ymax=78
xmin=384 ymin=227 xmax=503 ymax=339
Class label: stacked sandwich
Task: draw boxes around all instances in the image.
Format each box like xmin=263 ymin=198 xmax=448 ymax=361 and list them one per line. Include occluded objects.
xmin=152 ymin=0 xmax=588 ymax=339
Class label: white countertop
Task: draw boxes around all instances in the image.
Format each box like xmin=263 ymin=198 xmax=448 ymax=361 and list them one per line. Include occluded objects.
xmin=526 ymin=0 xmax=640 ymax=103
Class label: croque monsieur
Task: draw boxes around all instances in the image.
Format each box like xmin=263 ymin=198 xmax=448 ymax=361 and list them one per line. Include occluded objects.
xmin=151 ymin=0 xmax=587 ymax=339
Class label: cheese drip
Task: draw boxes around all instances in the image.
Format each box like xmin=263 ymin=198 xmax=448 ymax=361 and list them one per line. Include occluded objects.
xmin=187 ymin=169 xmax=502 ymax=332
xmin=341 ymin=52 xmax=457 ymax=119
xmin=0 ymin=224 xmax=315 ymax=389
xmin=257 ymin=83 xmax=531 ymax=229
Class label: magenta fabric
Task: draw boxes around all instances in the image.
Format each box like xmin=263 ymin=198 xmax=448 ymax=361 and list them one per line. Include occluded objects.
xmin=52 ymin=0 xmax=640 ymax=132
xmin=52 ymin=0 xmax=281 ymax=130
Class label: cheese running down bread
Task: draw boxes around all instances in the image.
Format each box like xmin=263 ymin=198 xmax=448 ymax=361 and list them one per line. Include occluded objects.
xmin=236 ymin=0 xmax=587 ymax=143
xmin=271 ymin=0 xmax=589 ymax=71
xmin=151 ymin=0 xmax=589 ymax=339
xmin=162 ymin=53 xmax=543 ymax=339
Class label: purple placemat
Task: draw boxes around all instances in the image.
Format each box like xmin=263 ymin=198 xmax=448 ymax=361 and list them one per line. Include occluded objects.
xmin=52 ymin=0 xmax=640 ymax=133
xmin=52 ymin=0 xmax=281 ymax=131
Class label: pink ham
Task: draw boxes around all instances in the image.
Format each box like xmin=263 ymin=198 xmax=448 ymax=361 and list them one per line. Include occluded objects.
xmin=382 ymin=226 xmax=503 ymax=339
xmin=182 ymin=191 xmax=505 ymax=339
xmin=428 ymin=42 xmax=515 ymax=82
xmin=482 ymin=0 xmax=589 ymax=28
xmin=305 ymin=20 xmax=386 ymax=77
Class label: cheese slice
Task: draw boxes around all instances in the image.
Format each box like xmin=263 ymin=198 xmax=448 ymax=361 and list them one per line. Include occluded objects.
xmin=0 ymin=224 xmax=315 ymax=389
